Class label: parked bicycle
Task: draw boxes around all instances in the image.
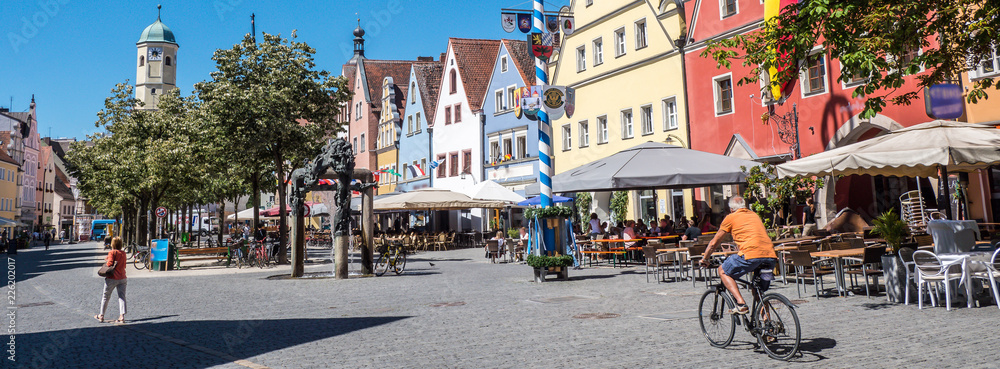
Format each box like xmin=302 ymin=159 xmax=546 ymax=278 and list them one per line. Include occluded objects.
xmin=375 ymin=243 xmax=406 ymax=276
xmin=698 ymin=263 xmax=801 ymax=361
xmin=130 ymin=243 xmax=151 ymax=270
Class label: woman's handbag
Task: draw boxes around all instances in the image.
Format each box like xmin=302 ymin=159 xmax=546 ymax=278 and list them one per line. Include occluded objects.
xmin=98 ymin=261 xmax=116 ymax=277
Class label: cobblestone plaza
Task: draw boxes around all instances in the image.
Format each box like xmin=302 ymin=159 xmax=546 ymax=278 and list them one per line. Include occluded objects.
xmin=12 ymin=242 xmax=1000 ymax=368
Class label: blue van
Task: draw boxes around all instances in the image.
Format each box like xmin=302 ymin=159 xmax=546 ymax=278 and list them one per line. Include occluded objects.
xmin=91 ymin=219 xmax=117 ymax=240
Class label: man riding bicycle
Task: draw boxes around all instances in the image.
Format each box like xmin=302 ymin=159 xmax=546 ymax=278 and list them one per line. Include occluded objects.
xmin=699 ymin=196 xmax=778 ymax=315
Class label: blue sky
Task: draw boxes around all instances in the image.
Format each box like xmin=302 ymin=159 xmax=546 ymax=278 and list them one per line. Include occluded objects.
xmin=0 ymin=0 xmax=569 ymax=140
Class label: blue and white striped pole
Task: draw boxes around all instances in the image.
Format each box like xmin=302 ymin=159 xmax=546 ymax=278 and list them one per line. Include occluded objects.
xmin=533 ymin=0 xmax=553 ymax=209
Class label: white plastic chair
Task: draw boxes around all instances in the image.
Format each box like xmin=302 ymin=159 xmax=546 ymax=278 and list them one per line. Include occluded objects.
xmin=912 ymin=250 xmax=964 ymax=310
xmin=970 ymin=248 xmax=1000 ymax=310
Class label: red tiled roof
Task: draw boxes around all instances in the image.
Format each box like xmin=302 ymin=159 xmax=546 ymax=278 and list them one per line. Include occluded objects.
xmin=412 ymin=62 xmax=444 ymax=125
xmin=342 ymin=64 xmax=357 ymax=100
xmin=449 ymin=38 xmax=502 ymax=111
xmin=361 ymin=60 xmax=417 ymax=112
xmin=503 ymin=39 xmax=536 ymax=86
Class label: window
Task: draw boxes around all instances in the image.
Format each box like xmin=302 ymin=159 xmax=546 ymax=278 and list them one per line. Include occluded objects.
xmin=411 ymin=82 xmax=416 ymax=103
xmin=841 ymin=66 xmax=868 ymax=88
xmin=593 ymin=38 xmax=604 ymax=65
xmin=139 ymin=56 xmax=144 ymax=67
xmin=662 ymin=98 xmax=678 ymax=130
xmin=714 ymin=74 xmax=733 ymax=115
xmin=356 ymin=102 xmax=362 ymax=120
xmin=579 ymin=120 xmax=590 ymax=147
xmin=972 ymin=44 xmax=1000 ymax=79
xmin=454 ymin=104 xmax=461 ymax=122
xmin=721 ymin=0 xmax=738 ymax=18
xmin=586 ymin=0 xmax=593 ymax=6
xmin=501 ymin=56 xmax=508 ymax=72
xmin=562 ymin=124 xmax=572 ymax=151
xmin=577 ymin=46 xmax=587 ymax=72
xmin=503 ymin=136 xmax=513 ymax=158
xmin=490 ymin=140 xmax=501 ymax=162
xmin=151 ymin=88 xmax=156 ymax=95
xmin=516 ymin=135 xmax=526 ymax=158
xmin=635 ymin=19 xmax=647 ymax=49
xmin=407 ymin=115 xmax=414 ymax=134
xmin=360 ymin=133 xmax=366 ymax=152
xmin=506 ymin=86 xmax=516 ymax=110
xmin=445 ymin=106 xmax=452 ymax=124
xmin=495 ymin=89 xmax=505 ymax=112
xmin=415 ymin=112 xmax=422 ymax=131
xmin=450 ymin=153 xmax=459 ymax=177
xmin=620 ymin=109 xmax=634 ymax=139
xmin=421 ymin=158 xmax=427 ymax=175
xmin=614 ymin=28 xmax=626 ymax=57
xmin=462 ymin=151 xmax=471 ymax=174
xmin=165 ymin=56 xmax=171 ymax=66
xmin=597 ymin=116 xmax=609 ymax=144
xmin=449 ymin=70 xmax=457 ymax=94
xmin=437 ymin=154 xmax=447 ymax=178
xmin=640 ymin=105 xmax=653 ymax=135
xmin=802 ymin=51 xmax=828 ymax=96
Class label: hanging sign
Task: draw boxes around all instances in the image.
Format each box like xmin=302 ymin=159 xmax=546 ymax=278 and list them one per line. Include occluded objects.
xmin=517 ymin=13 xmax=532 ymax=33
xmin=522 ymin=96 xmax=542 ymax=120
xmin=924 ymin=84 xmax=964 ymax=119
xmin=561 ymin=16 xmax=575 ymax=35
xmin=530 ymin=33 xmax=553 ymax=61
xmin=501 ymin=13 xmax=517 ymax=33
xmin=564 ymin=87 xmax=576 ymax=118
xmin=546 ymin=15 xmax=560 ymax=33
xmin=155 ymin=207 xmax=167 ymax=218
xmin=514 ymin=86 xmax=524 ymax=119
xmin=543 ymin=86 xmax=566 ymax=120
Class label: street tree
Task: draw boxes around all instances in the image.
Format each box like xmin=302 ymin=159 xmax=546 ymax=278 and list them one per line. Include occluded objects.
xmin=197 ymin=32 xmax=351 ymax=263
xmin=704 ymin=0 xmax=998 ymax=118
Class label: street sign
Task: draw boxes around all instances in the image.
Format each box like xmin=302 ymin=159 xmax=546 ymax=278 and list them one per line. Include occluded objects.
xmin=924 ymin=83 xmax=964 ymax=119
xmin=155 ymin=207 xmax=167 ymax=218
xmin=303 ymin=204 xmax=311 ymax=217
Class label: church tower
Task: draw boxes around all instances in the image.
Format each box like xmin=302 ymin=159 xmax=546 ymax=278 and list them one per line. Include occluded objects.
xmin=135 ymin=5 xmax=178 ymax=110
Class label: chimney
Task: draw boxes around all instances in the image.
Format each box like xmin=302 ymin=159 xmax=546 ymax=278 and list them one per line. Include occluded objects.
xmin=440 ymin=53 xmax=446 ymax=62
xmin=416 ymin=56 xmax=434 ymax=62
xmin=0 ymin=108 xmax=7 ymax=113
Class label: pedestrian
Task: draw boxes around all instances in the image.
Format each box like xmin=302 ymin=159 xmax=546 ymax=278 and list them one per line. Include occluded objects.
xmin=96 ymin=237 xmax=127 ymax=324
xmin=43 ymin=231 xmax=51 ymax=250
xmin=588 ymin=213 xmax=602 ymax=240
xmin=802 ymin=198 xmax=817 ymax=236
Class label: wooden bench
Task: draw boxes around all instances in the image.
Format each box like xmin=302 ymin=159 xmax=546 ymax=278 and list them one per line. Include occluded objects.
xmin=174 ymin=246 xmax=231 ymax=268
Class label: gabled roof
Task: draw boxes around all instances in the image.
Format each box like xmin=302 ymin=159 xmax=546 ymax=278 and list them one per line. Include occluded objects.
xmin=0 ymin=132 xmax=17 ymax=166
xmin=342 ymin=64 xmax=357 ymax=99
xmin=412 ymin=62 xmax=444 ymax=125
xmin=54 ymin=176 xmax=74 ymax=200
xmin=503 ymin=39 xmax=535 ymax=86
xmin=448 ymin=38 xmax=502 ymax=112
xmin=361 ymin=60 xmax=416 ymax=112
xmin=1 ymin=112 xmax=30 ymax=124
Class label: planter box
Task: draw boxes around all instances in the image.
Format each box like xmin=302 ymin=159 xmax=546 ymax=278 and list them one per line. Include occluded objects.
xmin=533 ymin=266 xmax=569 ymax=282
xmin=882 ymin=253 xmax=914 ymax=304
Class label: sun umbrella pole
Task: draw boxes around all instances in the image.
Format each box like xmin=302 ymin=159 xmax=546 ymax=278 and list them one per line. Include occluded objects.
xmin=938 ymin=166 xmax=953 ymax=219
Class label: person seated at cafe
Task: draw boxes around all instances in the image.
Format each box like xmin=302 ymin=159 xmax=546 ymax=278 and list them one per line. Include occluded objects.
xmin=485 ymin=231 xmax=506 ymax=259
xmin=700 ymin=210 xmax=719 ymax=232
xmin=588 ymin=213 xmax=602 ymax=239
xmin=648 ymin=220 xmax=661 ymax=236
xmin=662 ymin=216 xmax=674 ymax=234
xmin=609 ymin=222 xmax=624 ymax=238
xmin=634 ymin=221 xmax=648 ymax=236
xmin=682 ymin=220 xmax=702 ymax=241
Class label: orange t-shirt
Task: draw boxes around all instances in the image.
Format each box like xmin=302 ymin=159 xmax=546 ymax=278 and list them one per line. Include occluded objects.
xmin=105 ymin=250 xmax=127 ymax=280
xmin=719 ymin=209 xmax=776 ymax=260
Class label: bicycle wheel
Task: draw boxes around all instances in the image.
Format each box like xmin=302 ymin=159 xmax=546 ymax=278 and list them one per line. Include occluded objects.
xmin=392 ymin=250 xmax=406 ymax=275
xmin=256 ymin=248 xmax=266 ymax=269
xmin=133 ymin=252 xmax=148 ymax=270
xmin=698 ymin=288 xmax=736 ymax=348
xmin=143 ymin=254 xmax=151 ymax=270
xmin=757 ymin=293 xmax=801 ymax=361
xmin=374 ymin=253 xmax=390 ymax=276
xmin=247 ymin=250 xmax=259 ymax=269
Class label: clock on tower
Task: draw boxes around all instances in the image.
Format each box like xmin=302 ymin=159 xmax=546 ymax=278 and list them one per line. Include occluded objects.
xmin=148 ymin=47 xmax=163 ymax=61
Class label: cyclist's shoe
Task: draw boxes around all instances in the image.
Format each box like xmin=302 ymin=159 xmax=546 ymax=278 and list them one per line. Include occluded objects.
xmin=730 ymin=304 xmax=749 ymax=315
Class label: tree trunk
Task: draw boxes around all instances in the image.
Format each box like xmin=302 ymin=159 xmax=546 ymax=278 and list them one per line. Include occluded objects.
xmin=275 ymin=150 xmax=289 ymax=264
xmin=138 ymin=195 xmax=150 ymax=247
xmin=217 ymin=201 xmax=225 ymax=246
xmin=252 ymin=173 xmax=260 ymax=239
xmin=148 ymin=197 xmax=160 ymax=244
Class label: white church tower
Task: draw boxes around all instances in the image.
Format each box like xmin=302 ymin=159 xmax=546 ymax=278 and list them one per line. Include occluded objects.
xmin=135 ymin=5 xmax=178 ymax=110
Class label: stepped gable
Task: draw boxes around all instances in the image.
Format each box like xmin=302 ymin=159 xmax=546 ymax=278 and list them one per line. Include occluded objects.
xmin=413 ymin=62 xmax=444 ymax=125
xmin=450 ymin=38 xmax=502 ymax=111
xmin=503 ymin=39 xmax=535 ymax=86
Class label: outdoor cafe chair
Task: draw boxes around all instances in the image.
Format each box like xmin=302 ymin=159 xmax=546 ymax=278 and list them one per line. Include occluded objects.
xmin=912 ymin=250 xmax=964 ymax=310
xmin=642 ymin=246 xmax=663 ymax=283
xmin=687 ymin=244 xmax=716 ymax=287
xmin=785 ymin=250 xmax=833 ymax=299
xmin=844 ymin=246 xmax=886 ymax=298
xmin=969 ymin=248 xmax=1000 ymax=310
xmin=899 ymin=247 xmax=919 ymax=305
xmin=485 ymin=240 xmax=501 ymax=263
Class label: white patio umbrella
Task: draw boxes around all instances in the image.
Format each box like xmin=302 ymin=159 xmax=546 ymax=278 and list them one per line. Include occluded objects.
xmin=373 ymin=188 xmax=509 ymax=210
xmin=461 ymin=180 xmax=526 ymax=204
xmin=776 ymin=120 xmax=1000 ymax=178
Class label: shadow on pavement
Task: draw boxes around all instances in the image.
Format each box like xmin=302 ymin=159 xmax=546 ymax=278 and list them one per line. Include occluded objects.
xmin=14 ymin=248 xmax=109 ymax=282
xmin=567 ymin=274 xmax=616 ymax=281
xmin=861 ymin=302 xmax=896 ymax=310
xmin=789 ymin=337 xmax=837 ymax=363
xmin=19 ymin=316 xmax=410 ymax=368
xmin=126 ymin=315 xmax=180 ymax=323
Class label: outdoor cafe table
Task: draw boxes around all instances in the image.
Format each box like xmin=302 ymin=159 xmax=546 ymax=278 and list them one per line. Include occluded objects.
xmin=810 ymin=248 xmax=869 ymax=296
xmin=586 ymin=239 xmax=642 ymax=267
xmin=938 ymin=252 xmax=993 ymax=308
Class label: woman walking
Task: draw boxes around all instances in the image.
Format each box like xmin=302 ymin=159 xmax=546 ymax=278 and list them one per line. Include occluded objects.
xmin=95 ymin=237 xmax=127 ymax=323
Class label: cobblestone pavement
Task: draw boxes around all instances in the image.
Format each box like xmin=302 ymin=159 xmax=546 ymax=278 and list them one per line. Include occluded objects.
xmin=9 ymin=241 xmax=1000 ymax=368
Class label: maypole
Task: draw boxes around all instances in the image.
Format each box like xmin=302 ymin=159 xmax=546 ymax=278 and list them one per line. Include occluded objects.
xmin=533 ymin=0 xmax=553 ymax=209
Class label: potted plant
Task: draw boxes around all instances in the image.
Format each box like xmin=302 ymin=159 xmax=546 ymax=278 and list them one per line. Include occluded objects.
xmin=871 ymin=208 xmax=912 ymax=303
xmin=526 ymin=254 xmax=573 ymax=282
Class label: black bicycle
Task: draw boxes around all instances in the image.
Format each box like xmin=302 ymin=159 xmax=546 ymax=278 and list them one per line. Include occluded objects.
xmin=698 ymin=265 xmax=801 ymax=361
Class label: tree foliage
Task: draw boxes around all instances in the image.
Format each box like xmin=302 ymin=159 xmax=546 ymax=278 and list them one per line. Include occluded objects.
xmin=704 ymin=0 xmax=998 ymax=118
xmin=610 ymin=191 xmax=629 ymax=224
xmin=742 ymin=163 xmax=824 ymax=229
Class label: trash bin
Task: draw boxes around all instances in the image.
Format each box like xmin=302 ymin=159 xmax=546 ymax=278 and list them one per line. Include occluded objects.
xmin=168 ymin=242 xmax=176 ymax=271
xmin=150 ymin=239 xmax=169 ymax=271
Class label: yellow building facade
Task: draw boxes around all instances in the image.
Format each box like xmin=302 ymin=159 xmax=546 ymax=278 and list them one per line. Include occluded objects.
xmin=549 ymin=1 xmax=693 ymax=226
xmin=960 ymin=49 xmax=1000 ymax=222
xmin=376 ymin=76 xmax=401 ymax=194
xmin=0 ymin=150 xmax=19 ymax=234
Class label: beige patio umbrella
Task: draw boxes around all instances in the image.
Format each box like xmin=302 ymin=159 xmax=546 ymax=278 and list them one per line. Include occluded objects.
xmin=776 ymin=120 xmax=1000 ymax=178
xmin=373 ymin=188 xmax=509 ymax=211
